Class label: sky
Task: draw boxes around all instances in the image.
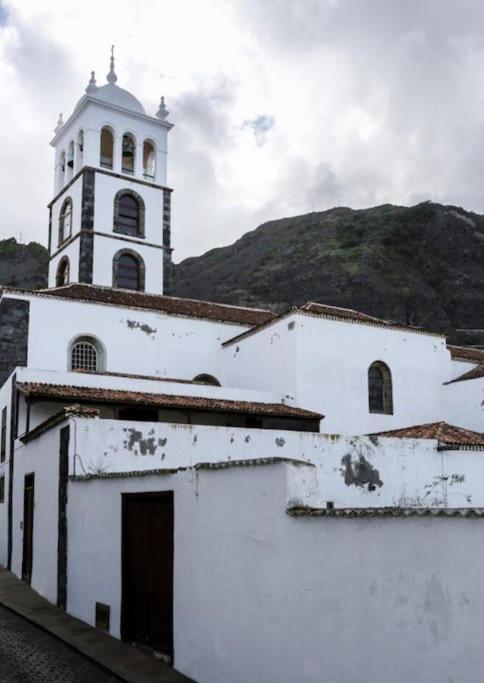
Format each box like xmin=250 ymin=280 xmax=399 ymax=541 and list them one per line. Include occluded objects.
xmin=2 ymin=0 xmax=484 ymax=261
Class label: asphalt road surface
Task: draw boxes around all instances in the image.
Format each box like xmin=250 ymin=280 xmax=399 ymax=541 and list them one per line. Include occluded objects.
xmin=0 ymin=605 xmax=119 ymax=682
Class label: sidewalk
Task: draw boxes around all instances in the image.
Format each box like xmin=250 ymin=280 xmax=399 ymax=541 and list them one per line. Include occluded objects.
xmin=0 ymin=569 xmax=194 ymax=683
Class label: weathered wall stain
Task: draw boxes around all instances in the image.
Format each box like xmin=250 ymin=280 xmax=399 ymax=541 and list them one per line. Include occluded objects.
xmin=275 ymin=438 xmax=286 ymax=447
xmin=341 ymin=453 xmax=383 ymax=488
xmin=126 ymin=319 xmax=157 ymax=336
xmin=123 ymin=428 xmax=167 ymax=456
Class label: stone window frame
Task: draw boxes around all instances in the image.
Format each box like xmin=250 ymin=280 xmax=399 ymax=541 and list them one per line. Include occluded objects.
xmin=368 ymin=360 xmax=394 ymax=415
xmin=112 ymin=248 xmax=146 ymax=292
xmin=58 ymin=197 xmax=73 ymax=245
xmin=56 ymin=256 xmax=70 ymax=287
xmin=113 ymin=188 xmax=145 ymax=238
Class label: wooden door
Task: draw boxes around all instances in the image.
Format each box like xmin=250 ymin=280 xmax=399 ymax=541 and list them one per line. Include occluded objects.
xmin=22 ymin=473 xmax=35 ymax=583
xmin=121 ymin=492 xmax=174 ymax=659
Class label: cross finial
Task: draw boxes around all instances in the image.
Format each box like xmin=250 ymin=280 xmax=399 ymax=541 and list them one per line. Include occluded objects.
xmin=107 ymin=45 xmax=117 ymax=85
xmin=85 ymin=70 xmax=98 ymax=94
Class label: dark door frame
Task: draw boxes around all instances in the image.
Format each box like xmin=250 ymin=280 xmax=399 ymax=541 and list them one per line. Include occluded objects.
xmin=120 ymin=491 xmax=174 ymax=658
xmin=22 ymin=472 xmax=35 ymax=583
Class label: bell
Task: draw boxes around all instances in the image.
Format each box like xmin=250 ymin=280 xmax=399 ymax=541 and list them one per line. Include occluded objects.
xmin=123 ymin=142 xmax=134 ymax=157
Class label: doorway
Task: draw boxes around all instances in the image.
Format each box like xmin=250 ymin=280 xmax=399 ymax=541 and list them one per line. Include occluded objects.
xmin=22 ymin=473 xmax=35 ymax=583
xmin=121 ymin=492 xmax=174 ymax=659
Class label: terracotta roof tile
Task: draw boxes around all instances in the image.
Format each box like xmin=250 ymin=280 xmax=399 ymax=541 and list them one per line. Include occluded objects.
xmin=288 ymin=507 xmax=484 ymax=518
xmin=447 ymin=345 xmax=484 ymax=363
xmin=447 ymin=365 xmax=484 ymax=384
xmin=20 ymin=405 xmax=99 ymax=444
xmin=17 ymin=382 xmax=322 ymax=420
xmin=371 ymin=421 xmax=484 ymax=448
xmin=223 ymin=301 xmax=444 ymax=347
xmin=300 ymin=302 xmax=394 ymax=326
xmin=3 ymin=283 xmax=274 ymax=327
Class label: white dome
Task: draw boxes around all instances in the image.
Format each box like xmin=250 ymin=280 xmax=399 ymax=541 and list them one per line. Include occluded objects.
xmin=88 ymin=83 xmax=146 ymax=114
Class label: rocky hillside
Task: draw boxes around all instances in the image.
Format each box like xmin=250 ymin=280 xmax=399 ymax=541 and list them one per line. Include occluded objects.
xmin=0 ymin=202 xmax=483 ymax=344
xmin=172 ymin=202 xmax=484 ymax=345
xmin=0 ymin=239 xmax=48 ymax=290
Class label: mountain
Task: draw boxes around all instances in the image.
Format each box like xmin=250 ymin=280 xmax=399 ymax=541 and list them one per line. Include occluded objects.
xmin=0 ymin=202 xmax=483 ymax=345
xmin=171 ymin=202 xmax=484 ymax=346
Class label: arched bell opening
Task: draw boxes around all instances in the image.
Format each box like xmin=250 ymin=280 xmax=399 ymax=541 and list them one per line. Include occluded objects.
xmin=122 ymin=133 xmax=136 ymax=175
xmin=143 ymin=140 xmax=156 ymax=181
xmin=100 ymin=127 xmax=114 ymax=169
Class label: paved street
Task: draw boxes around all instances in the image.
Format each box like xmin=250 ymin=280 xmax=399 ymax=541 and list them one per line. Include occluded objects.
xmin=0 ymin=605 xmax=119 ymax=682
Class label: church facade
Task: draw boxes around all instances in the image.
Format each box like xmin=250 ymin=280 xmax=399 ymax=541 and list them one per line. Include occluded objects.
xmin=0 ymin=55 xmax=483 ymax=683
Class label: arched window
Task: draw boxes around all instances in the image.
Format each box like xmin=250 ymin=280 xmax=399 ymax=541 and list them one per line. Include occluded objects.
xmin=193 ymin=374 xmax=221 ymax=387
xmin=368 ymin=361 xmax=393 ymax=414
xmin=58 ymin=198 xmax=73 ymax=244
xmin=143 ymin=140 xmax=156 ymax=180
xmin=122 ymin=133 xmax=136 ymax=174
xmin=70 ymin=336 xmax=103 ymax=373
xmin=67 ymin=140 xmax=75 ymax=169
xmin=58 ymin=151 xmax=66 ymax=189
xmin=100 ymin=127 xmax=114 ymax=169
xmin=76 ymin=130 xmax=84 ymax=171
xmin=56 ymin=257 xmax=70 ymax=287
xmin=113 ymin=250 xmax=145 ymax=291
xmin=113 ymin=190 xmax=145 ymax=237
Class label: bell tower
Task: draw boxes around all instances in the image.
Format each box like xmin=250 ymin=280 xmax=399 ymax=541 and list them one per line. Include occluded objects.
xmin=47 ymin=49 xmax=174 ymax=294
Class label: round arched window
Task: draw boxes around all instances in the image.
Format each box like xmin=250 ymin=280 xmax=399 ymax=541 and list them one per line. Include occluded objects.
xmin=116 ymin=254 xmax=141 ymax=290
xmin=56 ymin=257 xmax=70 ymax=287
xmin=59 ymin=198 xmax=72 ymax=244
xmin=70 ymin=337 xmax=103 ymax=372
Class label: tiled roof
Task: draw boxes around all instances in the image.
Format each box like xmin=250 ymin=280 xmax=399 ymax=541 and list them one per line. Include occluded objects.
xmin=17 ymin=382 xmax=322 ymax=420
xmin=300 ymin=302 xmax=394 ymax=326
xmin=448 ymin=365 xmax=484 ymax=384
xmin=71 ymin=457 xmax=314 ymax=481
xmin=20 ymin=405 xmax=99 ymax=444
xmin=2 ymin=283 xmax=274 ymax=327
xmin=371 ymin=421 xmax=484 ymax=448
xmin=288 ymin=507 xmax=484 ymax=518
xmin=223 ymin=301 xmax=443 ymax=347
xmin=447 ymin=345 xmax=484 ymax=363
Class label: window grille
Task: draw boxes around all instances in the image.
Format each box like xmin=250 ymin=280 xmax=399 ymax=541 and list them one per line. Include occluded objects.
xmin=71 ymin=340 xmax=98 ymax=372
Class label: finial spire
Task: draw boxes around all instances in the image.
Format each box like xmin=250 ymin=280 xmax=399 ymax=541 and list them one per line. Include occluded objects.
xmin=54 ymin=113 xmax=64 ymax=133
xmin=85 ymin=70 xmax=98 ymax=94
xmin=107 ymin=45 xmax=117 ymax=85
xmin=156 ymin=96 xmax=169 ymax=120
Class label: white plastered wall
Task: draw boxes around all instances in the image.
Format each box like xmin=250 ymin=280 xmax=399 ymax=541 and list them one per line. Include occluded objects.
xmin=23 ymin=294 xmax=247 ymax=382
xmin=0 ymin=378 xmax=12 ymax=567
xmin=10 ymin=428 xmax=61 ymax=603
xmin=223 ymin=313 xmax=452 ymax=434
xmin=65 ymin=462 xmax=484 ymax=683
xmin=445 ymin=377 xmax=484 ymax=432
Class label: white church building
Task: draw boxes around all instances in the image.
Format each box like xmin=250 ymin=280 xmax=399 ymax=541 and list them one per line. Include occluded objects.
xmin=0 ymin=54 xmax=483 ymax=683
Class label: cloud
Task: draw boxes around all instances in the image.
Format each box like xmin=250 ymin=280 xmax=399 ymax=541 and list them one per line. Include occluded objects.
xmin=242 ymin=115 xmax=275 ymax=147
xmin=2 ymin=0 xmax=484 ymax=263
xmin=0 ymin=4 xmax=8 ymax=26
